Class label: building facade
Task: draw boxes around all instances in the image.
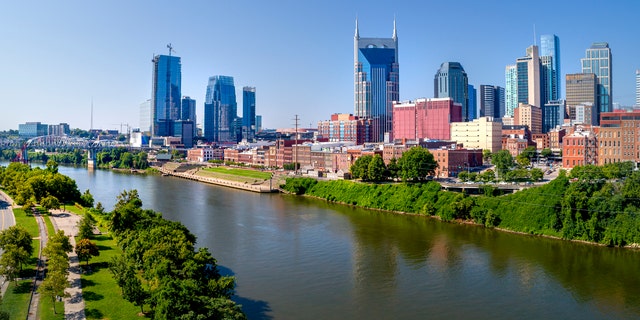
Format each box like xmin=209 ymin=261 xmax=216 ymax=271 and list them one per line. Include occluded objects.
xmin=480 ymin=85 xmax=505 ymax=119
xmin=242 ymin=87 xmax=256 ymax=141
xmin=505 ymin=65 xmax=518 ymax=117
xmin=450 ymin=116 xmax=502 ymax=153
xmin=468 ymin=84 xmax=477 ymax=121
xmin=540 ymin=34 xmax=561 ymax=102
xmin=581 ymin=42 xmax=613 ymax=119
xmin=48 ymin=123 xmax=70 ymax=136
xmin=434 ymin=62 xmax=469 ymax=121
xmin=151 ymin=54 xmax=181 ymax=137
xmin=542 ymin=100 xmax=565 ymax=133
xmin=636 ymin=70 xmax=640 ymax=106
xmin=506 ymin=45 xmax=542 ymax=116
xmin=181 ymin=96 xmax=197 ymax=137
xmin=598 ymin=109 xmax=640 ymax=165
xmin=566 ymin=73 xmax=597 ymax=122
xmin=354 ymin=19 xmax=399 ymax=142
xmin=514 ymin=103 xmax=542 ymax=134
xmin=392 ymin=98 xmax=462 ymax=141
xmin=563 ymin=129 xmax=597 ymax=168
xmin=317 ymin=113 xmax=372 ymax=145
xmin=139 ymin=99 xmax=152 ymax=134
xmin=18 ymin=122 xmax=48 ymax=138
xmin=204 ymin=76 xmax=238 ymax=143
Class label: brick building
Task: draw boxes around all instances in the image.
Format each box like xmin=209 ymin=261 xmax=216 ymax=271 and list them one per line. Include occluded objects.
xmin=393 ymin=98 xmax=462 ymax=141
xmin=318 ymin=114 xmax=372 ymax=144
xmin=562 ymin=129 xmax=597 ymax=168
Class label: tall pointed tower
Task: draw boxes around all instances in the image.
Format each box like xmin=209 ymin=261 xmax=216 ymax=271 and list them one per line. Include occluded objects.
xmin=354 ymin=19 xmax=399 ymax=142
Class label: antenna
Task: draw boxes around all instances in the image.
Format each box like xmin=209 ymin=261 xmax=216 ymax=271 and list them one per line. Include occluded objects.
xmin=167 ymin=43 xmax=175 ymax=56
xmin=533 ymin=24 xmax=537 ymax=46
xmin=90 ymin=97 xmax=94 ymax=132
xmin=293 ymin=114 xmax=300 ymax=174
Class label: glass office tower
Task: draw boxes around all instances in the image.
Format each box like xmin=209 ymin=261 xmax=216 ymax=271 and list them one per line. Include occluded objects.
xmin=540 ymin=34 xmax=561 ymax=101
xmin=467 ymin=84 xmax=477 ymax=121
xmin=434 ymin=62 xmax=469 ymax=121
xmin=354 ymin=19 xmax=399 ymax=142
xmin=581 ymin=42 xmax=612 ymax=115
xmin=151 ymin=54 xmax=181 ymax=136
xmin=204 ymin=76 xmax=237 ymax=143
xmin=242 ymin=87 xmax=256 ymax=141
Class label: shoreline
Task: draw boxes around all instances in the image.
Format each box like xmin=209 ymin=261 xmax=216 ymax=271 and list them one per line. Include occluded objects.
xmin=156 ymin=166 xmax=279 ymax=193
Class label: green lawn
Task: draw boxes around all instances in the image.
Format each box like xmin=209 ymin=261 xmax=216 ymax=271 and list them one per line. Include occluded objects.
xmin=200 ymin=167 xmax=272 ymax=182
xmin=0 ymin=208 xmax=40 ymax=318
xmin=38 ymin=296 xmax=65 ymax=320
xmin=43 ymin=214 xmax=56 ymax=237
xmin=82 ymin=233 xmax=147 ymax=319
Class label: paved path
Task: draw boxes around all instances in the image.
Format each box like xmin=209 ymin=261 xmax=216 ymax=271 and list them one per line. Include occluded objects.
xmin=50 ymin=211 xmax=86 ymax=320
xmin=0 ymin=191 xmax=16 ymax=297
xmin=27 ymin=212 xmax=48 ymax=320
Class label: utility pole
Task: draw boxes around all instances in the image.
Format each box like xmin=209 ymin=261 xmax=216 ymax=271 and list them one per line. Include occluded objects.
xmin=294 ymin=114 xmax=299 ymax=175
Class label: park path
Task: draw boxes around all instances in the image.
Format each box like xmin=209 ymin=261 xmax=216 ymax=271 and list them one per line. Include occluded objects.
xmin=50 ymin=210 xmax=86 ymax=320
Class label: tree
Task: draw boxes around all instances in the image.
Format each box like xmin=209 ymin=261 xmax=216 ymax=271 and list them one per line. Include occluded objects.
xmin=75 ymin=238 xmax=100 ymax=267
xmin=367 ymin=155 xmax=386 ymax=182
xmin=530 ymin=168 xmax=544 ymax=181
xmin=350 ymin=155 xmax=373 ymax=181
xmin=38 ymin=270 xmax=69 ymax=314
xmin=492 ymin=150 xmax=514 ymax=178
xmin=80 ymin=189 xmax=94 ymax=208
xmin=40 ymin=195 xmax=61 ymax=212
xmin=0 ymin=225 xmax=34 ymax=258
xmin=458 ymin=171 xmax=469 ymax=182
xmin=385 ymin=157 xmax=399 ymax=180
xmin=479 ymin=169 xmax=495 ymax=183
xmin=397 ymin=147 xmax=438 ymax=181
xmin=482 ymin=149 xmax=492 ymax=163
xmin=45 ymin=160 xmax=59 ymax=174
xmin=541 ymin=148 xmax=552 ymax=158
xmin=0 ymin=244 xmax=29 ymax=283
xmin=77 ymin=213 xmax=97 ymax=240
xmin=516 ymin=155 xmax=531 ymax=168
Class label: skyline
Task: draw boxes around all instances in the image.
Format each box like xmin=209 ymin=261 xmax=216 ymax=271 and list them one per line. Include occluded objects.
xmin=1 ymin=1 xmax=639 ymax=132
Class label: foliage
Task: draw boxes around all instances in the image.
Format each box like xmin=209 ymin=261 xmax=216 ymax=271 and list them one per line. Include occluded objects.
xmin=75 ymin=238 xmax=100 ymax=266
xmin=77 ymin=212 xmax=97 ymax=240
xmin=105 ymin=190 xmax=246 ymax=319
xmin=0 ymin=162 xmax=81 ymax=205
xmin=80 ymin=189 xmax=94 ymax=208
xmin=40 ymin=195 xmax=61 ymax=212
xmin=202 ymin=166 xmax=272 ymax=180
xmin=491 ymin=150 xmax=513 ymax=178
xmin=0 ymin=226 xmax=34 ymax=280
xmin=94 ymin=148 xmax=149 ymax=169
xmin=281 ymin=177 xmax=317 ymax=195
xmin=367 ymin=155 xmax=386 ymax=182
xmin=350 ymin=155 xmax=372 ymax=181
xmin=397 ymin=147 xmax=438 ymax=181
xmin=541 ymin=148 xmax=552 ymax=158
xmin=39 ymin=230 xmax=72 ymax=315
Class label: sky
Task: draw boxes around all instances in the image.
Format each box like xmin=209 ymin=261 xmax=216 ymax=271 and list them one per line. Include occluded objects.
xmin=1 ymin=0 xmax=638 ymax=132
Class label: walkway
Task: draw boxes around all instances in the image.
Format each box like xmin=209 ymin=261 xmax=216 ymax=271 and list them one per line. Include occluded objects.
xmin=50 ymin=211 xmax=86 ymax=320
xmin=27 ymin=212 xmax=47 ymax=319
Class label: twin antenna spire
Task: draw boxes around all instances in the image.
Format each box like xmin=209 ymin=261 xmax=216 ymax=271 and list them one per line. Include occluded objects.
xmin=354 ymin=17 xmax=397 ymax=39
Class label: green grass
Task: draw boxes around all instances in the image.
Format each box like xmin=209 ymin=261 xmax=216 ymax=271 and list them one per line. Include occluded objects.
xmin=0 ymin=279 xmax=32 ymax=319
xmin=38 ymin=296 xmax=65 ymax=320
xmin=43 ymin=215 xmax=56 ymax=237
xmin=64 ymin=204 xmax=86 ymax=215
xmin=0 ymin=208 xmax=40 ymax=318
xmin=82 ymin=232 xmax=147 ymax=320
xmin=199 ymin=167 xmax=272 ymax=182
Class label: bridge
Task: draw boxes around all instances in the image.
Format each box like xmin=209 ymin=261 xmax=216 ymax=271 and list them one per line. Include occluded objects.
xmin=440 ymin=182 xmax=528 ymax=195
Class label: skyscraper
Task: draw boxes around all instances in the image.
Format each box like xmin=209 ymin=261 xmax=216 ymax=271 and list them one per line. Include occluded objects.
xmin=480 ymin=85 xmax=505 ymax=119
xmin=467 ymin=84 xmax=477 ymax=121
xmin=581 ymin=42 xmax=613 ymax=116
xmin=505 ymin=65 xmax=518 ymax=117
xmin=204 ymin=76 xmax=237 ymax=143
xmin=506 ymin=45 xmax=542 ymax=116
xmin=434 ymin=62 xmax=469 ymax=121
xmin=540 ymin=34 xmax=561 ymax=100
xmin=139 ymin=99 xmax=151 ymax=134
xmin=636 ymin=70 xmax=640 ymax=106
xmin=242 ymin=87 xmax=256 ymax=141
xmin=566 ymin=73 xmax=597 ymax=122
xmin=151 ymin=54 xmax=181 ymax=136
xmin=354 ymin=19 xmax=399 ymax=142
xmin=181 ymin=96 xmax=197 ymax=137
xmin=542 ymin=100 xmax=565 ymax=133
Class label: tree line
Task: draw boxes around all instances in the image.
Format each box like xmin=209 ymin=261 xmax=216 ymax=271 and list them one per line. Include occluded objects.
xmin=284 ymin=161 xmax=640 ymax=247
xmin=350 ymin=147 xmax=438 ymax=182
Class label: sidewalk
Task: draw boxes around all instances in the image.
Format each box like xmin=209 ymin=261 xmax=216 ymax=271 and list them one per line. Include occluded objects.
xmin=50 ymin=210 xmax=86 ymax=320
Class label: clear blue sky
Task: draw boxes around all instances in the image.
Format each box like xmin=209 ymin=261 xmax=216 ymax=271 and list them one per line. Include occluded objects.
xmin=1 ymin=0 xmax=638 ymax=131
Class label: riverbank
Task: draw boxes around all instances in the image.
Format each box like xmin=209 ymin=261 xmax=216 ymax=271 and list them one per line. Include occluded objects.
xmin=156 ymin=164 xmax=280 ymax=193
xmin=282 ymin=176 xmax=640 ymax=249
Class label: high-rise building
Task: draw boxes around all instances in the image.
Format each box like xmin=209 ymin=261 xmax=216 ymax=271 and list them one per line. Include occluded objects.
xmin=139 ymin=99 xmax=151 ymax=134
xmin=505 ymin=65 xmax=518 ymax=116
xmin=480 ymin=85 xmax=505 ymax=119
xmin=181 ymin=96 xmax=197 ymax=137
xmin=18 ymin=122 xmax=48 ymax=138
xmin=468 ymin=84 xmax=477 ymax=121
xmin=318 ymin=113 xmax=372 ymax=145
xmin=434 ymin=62 xmax=469 ymax=121
xmin=636 ymin=70 xmax=640 ymax=106
xmin=542 ymin=100 xmax=565 ymax=133
xmin=581 ymin=42 xmax=613 ymax=117
xmin=151 ymin=54 xmax=181 ymax=136
xmin=242 ymin=87 xmax=256 ymax=141
xmin=204 ymin=76 xmax=237 ymax=143
xmin=566 ymin=73 xmax=597 ymax=122
xmin=354 ymin=19 xmax=399 ymax=142
xmin=256 ymin=115 xmax=262 ymax=132
xmin=506 ymin=46 xmax=542 ymax=116
xmin=540 ymin=34 xmax=561 ymax=100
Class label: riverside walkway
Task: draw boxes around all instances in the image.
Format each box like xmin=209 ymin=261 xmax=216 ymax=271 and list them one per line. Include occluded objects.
xmin=157 ymin=165 xmax=279 ymax=193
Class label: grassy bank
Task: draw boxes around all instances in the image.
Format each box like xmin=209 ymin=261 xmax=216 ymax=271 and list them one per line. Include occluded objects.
xmin=283 ymin=174 xmax=640 ymax=247
xmin=82 ymin=232 xmax=143 ymax=320
xmin=198 ymin=166 xmax=272 ymax=183
xmin=0 ymin=208 xmax=39 ymax=318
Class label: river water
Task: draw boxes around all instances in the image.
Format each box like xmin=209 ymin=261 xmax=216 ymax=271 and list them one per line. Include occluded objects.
xmin=36 ymin=165 xmax=640 ymax=319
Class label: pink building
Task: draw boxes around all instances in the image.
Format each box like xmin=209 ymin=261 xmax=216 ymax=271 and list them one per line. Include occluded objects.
xmin=393 ymin=98 xmax=462 ymax=141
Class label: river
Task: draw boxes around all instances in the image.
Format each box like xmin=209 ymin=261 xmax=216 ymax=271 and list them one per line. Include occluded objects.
xmin=25 ymin=165 xmax=640 ymax=319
